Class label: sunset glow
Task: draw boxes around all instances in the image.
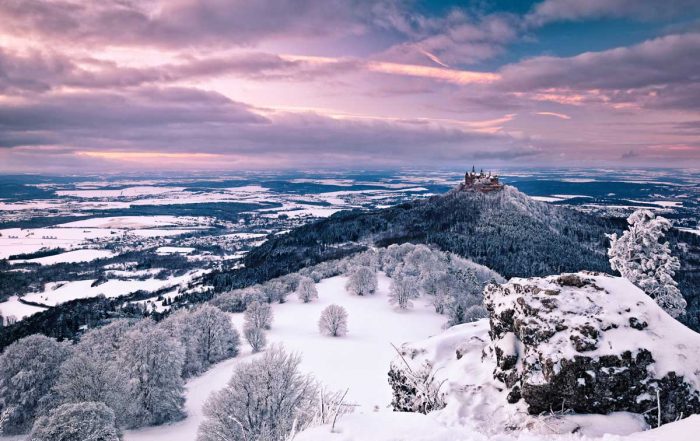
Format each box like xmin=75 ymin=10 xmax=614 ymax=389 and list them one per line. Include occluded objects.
xmin=0 ymin=0 xmax=698 ymax=171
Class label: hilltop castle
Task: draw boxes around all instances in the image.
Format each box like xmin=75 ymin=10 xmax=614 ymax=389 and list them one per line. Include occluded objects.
xmin=461 ymin=166 xmax=503 ymax=193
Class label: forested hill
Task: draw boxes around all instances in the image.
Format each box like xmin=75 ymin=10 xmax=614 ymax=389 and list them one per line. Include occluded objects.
xmin=208 ymin=186 xmax=622 ymax=292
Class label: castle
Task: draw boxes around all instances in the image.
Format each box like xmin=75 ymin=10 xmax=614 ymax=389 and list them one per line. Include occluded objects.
xmin=461 ymin=166 xmax=503 ymax=193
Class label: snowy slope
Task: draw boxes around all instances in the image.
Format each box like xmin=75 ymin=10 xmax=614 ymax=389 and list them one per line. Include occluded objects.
xmin=298 ymin=319 xmax=700 ymax=441
xmin=123 ymin=273 xmax=446 ymax=441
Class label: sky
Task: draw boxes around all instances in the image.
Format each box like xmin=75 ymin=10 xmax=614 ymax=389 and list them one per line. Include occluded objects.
xmin=0 ymin=0 xmax=699 ymax=172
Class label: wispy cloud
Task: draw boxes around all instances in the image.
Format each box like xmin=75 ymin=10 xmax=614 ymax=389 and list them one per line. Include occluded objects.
xmin=535 ymin=111 xmax=572 ymax=120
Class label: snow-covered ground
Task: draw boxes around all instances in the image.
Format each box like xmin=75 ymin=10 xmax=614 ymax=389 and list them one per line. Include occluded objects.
xmin=9 ymin=249 xmax=115 ymax=265
xmin=0 ymin=225 xmax=194 ymax=259
xmin=299 ymin=317 xmax=700 ymax=441
xmin=155 ymin=246 xmax=195 ymax=255
xmin=298 ymin=412 xmax=700 ymax=441
xmin=121 ymin=272 xmax=700 ymax=441
xmin=18 ymin=270 xmax=205 ymax=307
xmin=0 ymin=296 xmax=47 ymax=322
xmin=0 ymin=270 xmax=206 ymax=320
xmin=56 ymin=215 xmax=200 ymax=229
xmin=124 ymin=273 xmax=446 ymax=441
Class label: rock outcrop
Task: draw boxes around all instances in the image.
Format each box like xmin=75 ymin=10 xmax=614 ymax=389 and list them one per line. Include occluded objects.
xmin=484 ymin=272 xmax=700 ymax=426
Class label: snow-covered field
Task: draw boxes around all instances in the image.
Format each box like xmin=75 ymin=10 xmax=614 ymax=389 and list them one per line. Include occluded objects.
xmin=0 ymin=270 xmax=206 ymax=321
xmin=18 ymin=270 xmax=205 ymax=308
xmin=9 ymin=249 xmax=114 ymax=265
xmin=56 ymin=215 xmax=201 ymax=229
xmin=156 ymin=246 xmax=196 ymax=255
xmin=0 ymin=296 xmax=47 ymax=322
xmin=124 ymin=273 xmax=446 ymax=441
xmin=0 ymin=223 xmax=195 ymax=259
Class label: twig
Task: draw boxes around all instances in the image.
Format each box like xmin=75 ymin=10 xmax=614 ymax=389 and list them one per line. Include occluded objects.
xmin=331 ymin=388 xmax=350 ymax=433
xmin=390 ymin=342 xmax=414 ymax=374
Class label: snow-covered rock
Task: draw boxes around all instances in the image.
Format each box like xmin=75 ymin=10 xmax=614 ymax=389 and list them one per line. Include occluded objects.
xmin=484 ymin=272 xmax=700 ymax=426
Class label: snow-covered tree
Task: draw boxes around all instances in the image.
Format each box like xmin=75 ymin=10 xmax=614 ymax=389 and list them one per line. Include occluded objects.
xmin=0 ymin=334 xmax=71 ymax=435
xmin=278 ymin=273 xmax=301 ymax=293
xmin=118 ymin=324 xmax=185 ymax=428
xmin=53 ymin=352 xmax=129 ymax=421
xmin=444 ymin=268 xmax=484 ymax=325
xmin=29 ymin=402 xmax=120 ymax=441
xmin=189 ymin=305 xmax=240 ymax=366
xmin=345 ymin=266 xmax=378 ymax=296
xmin=297 ymin=276 xmax=319 ymax=303
xmin=262 ymin=280 xmax=288 ymax=304
xmin=210 ymin=287 xmax=263 ymax=313
xmin=389 ymin=274 xmax=420 ymax=310
xmin=318 ymin=305 xmax=348 ymax=337
xmin=244 ymin=301 xmax=273 ymax=330
xmin=72 ymin=319 xmax=132 ymax=362
xmin=244 ymin=326 xmax=267 ymax=353
xmin=162 ymin=305 xmax=240 ymax=377
xmin=53 ymin=321 xmax=133 ymax=427
xmin=347 ymin=249 xmax=379 ymax=270
xmin=420 ymin=269 xmax=447 ymax=298
xmin=608 ymin=209 xmax=686 ymax=318
xmin=197 ymin=346 xmax=319 ymax=441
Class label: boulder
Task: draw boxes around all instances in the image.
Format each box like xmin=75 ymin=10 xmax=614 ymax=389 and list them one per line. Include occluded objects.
xmin=484 ymin=272 xmax=700 ymax=426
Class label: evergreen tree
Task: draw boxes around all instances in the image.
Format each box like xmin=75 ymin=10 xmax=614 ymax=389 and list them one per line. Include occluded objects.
xmin=608 ymin=209 xmax=686 ymax=318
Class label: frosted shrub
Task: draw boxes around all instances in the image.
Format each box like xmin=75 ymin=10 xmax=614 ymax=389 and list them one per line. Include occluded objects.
xmin=29 ymin=402 xmax=120 ymax=441
xmin=318 ymin=305 xmax=349 ymax=337
xmin=0 ymin=335 xmax=71 ymax=435
xmin=297 ymin=276 xmax=319 ymax=303
xmin=244 ymin=301 xmax=273 ymax=330
xmin=388 ymin=358 xmax=446 ymax=414
xmin=608 ymin=209 xmax=686 ymax=317
xmin=345 ymin=266 xmax=378 ymax=296
xmin=197 ymin=346 xmax=320 ymax=441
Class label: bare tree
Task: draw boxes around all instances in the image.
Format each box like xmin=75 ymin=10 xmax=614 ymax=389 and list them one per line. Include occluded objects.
xmin=262 ymin=280 xmax=289 ymax=304
xmin=318 ymin=305 xmax=349 ymax=337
